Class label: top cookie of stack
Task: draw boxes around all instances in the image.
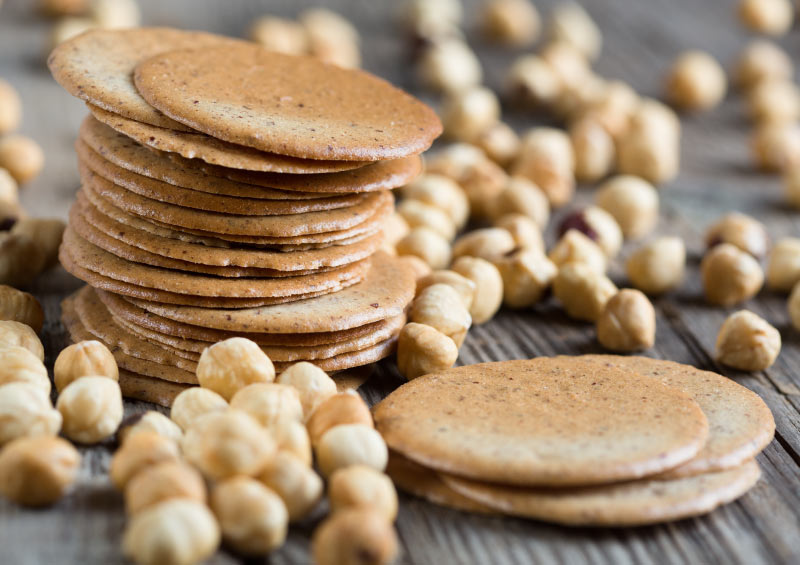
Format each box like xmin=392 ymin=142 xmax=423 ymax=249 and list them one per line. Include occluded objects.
xmin=48 ymin=28 xmax=441 ymax=406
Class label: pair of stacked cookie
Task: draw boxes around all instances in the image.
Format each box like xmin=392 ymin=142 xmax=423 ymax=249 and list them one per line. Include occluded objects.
xmin=49 ymin=28 xmax=441 ymax=406
xmin=376 ymin=356 xmax=775 ymax=525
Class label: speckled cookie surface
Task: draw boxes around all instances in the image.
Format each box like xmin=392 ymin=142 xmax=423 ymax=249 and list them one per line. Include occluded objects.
xmin=133 ymin=44 xmax=442 ymax=160
xmin=442 ymin=461 xmax=761 ymax=527
xmin=373 ymin=358 xmax=710 ymax=487
xmin=577 ymin=355 xmax=775 ymax=478
xmin=89 ymin=105 xmax=369 ymax=173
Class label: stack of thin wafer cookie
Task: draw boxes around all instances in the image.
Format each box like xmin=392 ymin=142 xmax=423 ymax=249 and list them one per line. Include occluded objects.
xmin=376 ymin=356 xmax=775 ymax=526
xmin=48 ymin=28 xmax=441 ymax=406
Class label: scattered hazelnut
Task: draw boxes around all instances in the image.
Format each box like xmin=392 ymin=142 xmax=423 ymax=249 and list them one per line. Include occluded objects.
xmin=706 ymin=212 xmax=770 ymax=258
xmin=125 ymin=461 xmax=206 ymax=516
xmin=0 ymin=168 xmax=18 ymax=205
xmin=0 ymin=346 xmax=49 ymax=393
xmin=110 ymin=431 xmax=181 ymax=490
xmin=666 ymin=51 xmax=727 ymax=111
xmin=230 ymin=383 xmax=303 ymax=429
xmin=494 ymin=248 xmax=557 ymax=308
xmin=270 ymin=418 xmax=312 ymax=466
xmin=451 ymin=256 xmax=504 ymax=324
xmin=578 ymin=80 xmax=639 ymax=140
xmin=0 ymin=135 xmax=44 ymax=185
xmin=596 ymin=289 xmax=656 ymax=352
xmin=595 ymin=175 xmax=659 ymax=239
xmin=397 ymin=198 xmax=456 ymax=241
xmin=57 ymin=376 xmax=123 ymax=444
xmin=54 ymin=339 xmax=118 ymax=392
xmin=0 ymin=231 xmax=47 ymax=287
xmin=418 ymin=38 xmax=482 ymax=93
xmin=169 ymin=387 xmax=228 ymax=431
xmin=548 ymin=2 xmax=602 ymax=60
xmin=396 ymin=322 xmax=459 ymax=380
xmin=417 ymin=270 xmax=477 ymax=310
xmin=0 ymin=80 xmax=22 ymax=136
xmin=752 ymin=122 xmax=800 ymax=171
xmin=0 ymin=382 xmax=61 ymax=447
xmin=400 ymin=174 xmax=469 ymax=229
xmin=512 ymin=128 xmax=575 ymax=207
xmin=306 ymin=391 xmax=373 ymax=445
xmin=315 ymin=424 xmax=388 ymax=477
xmin=548 ymin=230 xmax=607 ymax=274
xmin=735 ymin=40 xmax=793 ymax=90
xmin=442 ymin=86 xmax=501 ymax=143
xmin=90 ymin=0 xmax=141 ymax=29
xmin=0 ymin=319 xmax=44 ymax=360
xmin=382 ymin=212 xmax=410 ymax=248
xmin=12 ymin=218 xmax=66 ymax=270
xmin=248 ymin=16 xmax=307 ymax=55
xmin=402 ymin=0 xmax=462 ymax=41
xmin=540 ymin=41 xmax=592 ymax=96
xmin=553 ymin=262 xmax=618 ymax=322
xmin=395 ymin=226 xmax=452 ymax=270
xmin=275 ymin=361 xmax=337 ymax=420
xmin=747 ymin=80 xmax=800 ymax=124
xmin=787 ymin=280 xmax=800 ymax=329
xmin=552 ymin=72 xmax=608 ymax=121
xmin=626 ymin=236 xmax=686 ymax=295
xmin=569 ymin=116 xmax=615 ymax=183
xmin=0 ymin=199 xmax=25 ymax=231
xmin=117 ymin=411 xmax=183 ymax=445
xmin=766 ymin=237 xmax=800 ymax=291
xmin=397 ymin=255 xmax=433 ymax=282
xmin=785 ymin=168 xmax=800 ymax=208
xmin=329 ymin=465 xmax=398 ymax=522
xmin=409 ymin=283 xmax=472 ymax=347
xmin=312 ymin=508 xmax=398 ymax=565
xmin=50 ymin=17 xmax=96 ymax=47
xmin=301 ymin=8 xmax=361 ymax=69
xmin=452 ymin=227 xmax=516 ymax=262
xmin=475 ymin=122 xmax=520 ymax=167
xmin=701 ymin=243 xmax=764 ymax=306
xmin=494 ymin=214 xmax=545 ymax=253
xmin=738 ymin=0 xmax=793 ymax=36
xmin=196 ymin=337 xmax=275 ymax=401
xmin=506 ymin=54 xmax=561 ymax=108
xmin=489 ymin=176 xmax=550 ymax=229
xmin=0 ymin=436 xmax=79 ymax=507
xmin=426 ymin=144 xmax=507 ymax=215
xmin=258 ymin=451 xmax=323 ymax=521
xmin=481 ymin=0 xmax=540 ymax=46
xmin=38 ymin=0 xmax=89 ymax=16
xmin=616 ymin=100 xmax=680 ymax=184
xmin=716 ymin=310 xmax=781 ymax=370
xmin=558 ymin=206 xmax=623 ymax=259
xmin=0 ymin=285 xmax=43 ymax=331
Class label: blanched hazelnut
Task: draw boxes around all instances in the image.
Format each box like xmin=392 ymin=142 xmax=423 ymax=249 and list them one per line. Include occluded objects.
xmin=767 ymin=237 xmax=800 ymax=291
xmin=540 ymin=41 xmax=592 ymax=96
xmin=12 ymin=218 xmax=65 ymax=270
xmin=548 ymin=2 xmax=602 ymax=60
xmin=312 ymin=508 xmax=398 ymax=565
xmin=57 ymin=376 xmax=123 ymax=444
xmin=475 ymin=122 xmax=520 ymax=167
xmin=0 ymin=382 xmax=61 ymax=447
xmin=0 ymin=436 xmax=79 ymax=507
xmin=50 ymin=17 xmax=96 ymax=47
xmin=196 ymin=337 xmax=275 ymax=401
xmin=276 ymin=361 xmax=337 ymax=419
xmin=91 ymin=0 xmax=141 ymax=28
xmin=0 ymin=135 xmax=44 ymax=185
xmin=0 ymin=168 xmax=18 ymax=205
xmin=270 ymin=418 xmax=312 ymax=465
xmin=125 ymin=461 xmax=206 ymax=516
xmin=558 ymin=206 xmax=623 ymax=259
xmin=248 ymin=16 xmax=307 ymax=55
xmin=315 ymin=423 xmax=388 ymax=477
xmin=211 ymin=476 xmax=288 ymax=555
xmin=506 ymin=54 xmax=561 ymax=108
xmin=0 ymin=80 xmax=21 ymax=135
xmin=452 ymin=227 xmax=516 ymax=262
xmin=553 ymin=262 xmax=618 ymax=322
xmin=400 ymin=174 xmax=469 ymax=229
xmin=495 ymin=214 xmax=545 ymax=253
xmin=329 ymin=465 xmax=398 ymax=522
xmin=596 ymin=289 xmax=656 ymax=352
xmin=548 ymin=230 xmax=607 ymax=273
xmin=258 ymin=451 xmax=323 ymax=521
xmin=419 ymin=39 xmax=482 ymax=93
xmin=706 ymin=212 xmax=769 ymax=258
xmin=451 ymin=256 xmax=504 ymax=324
xmin=489 ymin=176 xmax=550 ymax=229
xmin=701 ymin=243 xmax=764 ymax=306
xmin=735 ymin=40 xmax=793 ymax=89
xmin=481 ymin=0 xmax=540 ymax=46
xmin=0 ymin=319 xmax=43 ymax=360
xmin=626 ymin=236 xmax=686 ymax=295
xmin=383 ymin=212 xmax=410 ymax=248
xmin=494 ymin=248 xmax=557 ymax=308
xmin=397 ymin=255 xmax=432 ymax=282
xmin=785 ymin=168 xmax=800 ymax=208
xmin=0 ymin=199 xmax=25 ymax=231
xmin=397 ymin=198 xmax=456 ymax=241
xmin=738 ymin=0 xmax=793 ymax=36
xmin=787 ymin=281 xmax=800 ymax=329
xmin=409 ymin=283 xmax=472 ymax=347
xmin=579 ymin=81 xmax=639 ymax=140
xmin=716 ymin=310 xmax=781 ymax=370
xmin=396 ymin=226 xmax=452 ymax=270
xmin=181 ymin=410 xmax=276 ymax=480
xmin=512 ymin=128 xmax=575 ymax=207
xmin=402 ymin=0 xmax=462 ymax=40
xmin=426 ymin=144 xmax=507 ymax=215
xmin=123 ymin=499 xmax=220 ymax=565
xmin=110 ymin=431 xmax=181 ymax=490
xmin=0 ymin=285 xmax=43 ymax=331
xmin=169 ymin=387 xmax=228 ymax=431
xmin=0 ymin=231 xmax=46 ymax=287
xmin=569 ymin=116 xmax=615 ymax=183
xmin=595 ymin=175 xmax=659 ymax=239
xmin=118 ymin=411 xmax=183 ymax=445
xmin=396 ymin=322 xmax=459 ymax=380
xmin=752 ymin=122 xmax=800 ymax=171
xmin=301 ymin=8 xmax=361 ymax=69
xmin=307 ymin=391 xmax=373 ymax=445
xmin=230 ymin=383 xmax=303 ymax=429
xmin=666 ymin=51 xmax=727 ymax=112
xmin=0 ymin=346 xmax=49 ymax=393
xmin=442 ymin=86 xmax=500 ymax=143
xmin=748 ymin=80 xmax=800 ymax=124
xmin=616 ymin=100 xmax=680 ymax=184
xmin=417 ymin=270 xmax=476 ymax=310
xmin=54 ymin=339 xmax=118 ymax=392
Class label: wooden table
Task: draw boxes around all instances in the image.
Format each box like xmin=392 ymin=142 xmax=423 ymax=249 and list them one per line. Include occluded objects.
xmin=2 ymin=0 xmax=800 ymax=563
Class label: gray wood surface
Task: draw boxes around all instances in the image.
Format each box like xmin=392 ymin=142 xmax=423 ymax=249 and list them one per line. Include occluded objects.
xmin=2 ymin=0 xmax=800 ymax=563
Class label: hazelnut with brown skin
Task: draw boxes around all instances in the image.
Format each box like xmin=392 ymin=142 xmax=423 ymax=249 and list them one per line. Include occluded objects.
xmin=706 ymin=212 xmax=770 ymax=258
xmin=701 ymin=243 xmax=764 ymax=306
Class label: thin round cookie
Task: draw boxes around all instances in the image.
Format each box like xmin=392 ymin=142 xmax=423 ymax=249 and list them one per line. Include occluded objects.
xmin=442 ymin=461 xmax=761 ymax=527
xmin=134 ymin=44 xmax=442 ymax=160
xmin=373 ymin=358 xmax=710 ymax=487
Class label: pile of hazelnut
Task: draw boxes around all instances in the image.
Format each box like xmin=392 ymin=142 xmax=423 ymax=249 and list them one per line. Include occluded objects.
xmin=39 ymin=0 xmax=142 ymax=48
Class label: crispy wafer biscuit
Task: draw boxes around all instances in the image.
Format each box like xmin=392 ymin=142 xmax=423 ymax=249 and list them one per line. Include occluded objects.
xmin=442 ymin=461 xmax=761 ymax=526
xmin=134 ymin=44 xmax=441 ymax=160
xmin=374 ymin=358 xmax=710 ymax=487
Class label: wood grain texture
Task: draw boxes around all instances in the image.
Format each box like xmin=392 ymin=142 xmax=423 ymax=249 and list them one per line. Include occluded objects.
xmin=2 ymin=0 xmax=800 ymax=563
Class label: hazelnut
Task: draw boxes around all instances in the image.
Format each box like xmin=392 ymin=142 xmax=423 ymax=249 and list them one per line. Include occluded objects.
xmin=0 ymin=285 xmax=44 ymax=331
xmin=748 ymin=80 xmax=800 ymax=124
xmin=706 ymin=212 xmax=770 ymax=258
xmin=553 ymin=72 xmax=608 ymax=122
xmin=0 ymin=231 xmax=46 ymax=288
xmin=626 ymin=236 xmax=686 ymax=295
xmin=123 ymin=499 xmax=220 ymax=565
xmin=50 ymin=17 xmax=97 ymax=48
xmin=786 ymin=168 xmax=800 ymax=208
xmin=0 ymin=199 xmax=25 ymax=231
xmin=495 ymin=214 xmax=545 ymax=253
xmin=426 ymin=144 xmax=507 ymax=215
xmin=90 ymin=0 xmax=141 ymax=28
xmin=558 ymin=206 xmax=623 ymax=259
xmin=110 ymin=431 xmax=181 ymax=490
xmin=540 ymin=41 xmax=593 ymax=96
xmin=117 ymin=411 xmax=183 ymax=445
xmin=735 ymin=40 xmax=793 ymax=90
xmin=752 ymin=122 xmax=800 ymax=171
xmin=248 ymin=16 xmax=307 ymax=55
xmin=169 ymin=387 xmax=228 ymax=431
xmin=181 ymin=410 xmax=276 ymax=481
xmin=787 ymin=280 xmax=800 ymax=329
xmin=0 ymin=346 xmax=49 ymax=393
xmin=397 ymin=255 xmax=432 ymax=282
xmin=0 ymin=436 xmax=79 ymax=507
xmin=382 ymin=212 xmax=410 ymax=248
xmin=512 ymin=128 xmax=575 ymax=207
xmin=301 ymin=8 xmax=361 ymax=69
xmin=397 ymin=198 xmax=456 ymax=241
xmin=767 ymin=237 xmax=800 ymax=291
xmin=329 ymin=465 xmax=398 ymax=522
xmin=494 ymin=248 xmax=557 ymax=308
xmin=395 ymin=226 xmax=452 ymax=270
xmin=475 ymin=122 xmax=520 ymax=167
xmin=666 ymin=51 xmax=727 ymax=112
xmin=0 ymin=319 xmax=44 ymax=359
xmin=210 ymin=476 xmax=288 ymax=555
xmin=125 ymin=461 xmax=206 ymax=516
xmin=553 ymin=262 xmax=618 ymax=322
xmin=307 ymin=392 xmax=373 ymax=445
xmin=452 ymin=227 xmax=516 ymax=262
xmin=506 ymin=54 xmax=561 ymax=108
xmin=402 ymin=0 xmax=462 ymax=41
xmin=0 ymin=135 xmax=44 ymax=185
xmin=400 ymin=174 xmax=469 ymax=229
xmin=701 ymin=243 xmax=764 ymax=306
xmin=481 ymin=0 xmax=540 ymax=46
xmin=451 ymin=256 xmax=504 ymax=324
xmin=230 ymin=383 xmax=303 ymax=429
xmin=196 ymin=337 xmax=275 ymax=401
xmin=0 ymin=80 xmax=22 ymax=135
xmin=258 ymin=451 xmax=323 ymax=521
xmin=548 ymin=230 xmax=607 ymax=274
xmin=595 ymin=175 xmax=659 ymax=239
xmin=0 ymin=382 xmax=61 ymax=447
xmin=396 ymin=322 xmax=459 ymax=380
xmin=489 ymin=176 xmax=550 ymax=229
xmin=716 ymin=310 xmax=781 ymax=371
xmin=569 ymin=116 xmax=615 ymax=183
xmin=54 ymin=339 xmax=118 ymax=392
xmin=578 ymin=81 xmax=639 ymax=140
xmin=417 ymin=269 xmax=476 ymax=310
xmin=315 ymin=424 xmax=388 ymax=477
xmin=442 ymin=86 xmax=501 ymax=143
xmin=409 ymin=283 xmax=472 ymax=347
xmin=57 ymin=376 xmax=123 ymax=444
xmin=0 ymin=168 xmax=18 ymax=205
xmin=312 ymin=508 xmax=398 ymax=565
xmin=12 ymin=218 xmax=65 ymax=270
xmin=616 ymin=100 xmax=680 ymax=185
xmin=270 ymin=418 xmax=312 ymax=465
xmin=738 ymin=0 xmax=793 ymax=36
xmin=418 ymin=38 xmax=482 ymax=93
xmin=547 ymin=3 xmax=602 ymax=60
xmin=596 ymin=289 xmax=656 ymax=352
xmin=275 ymin=361 xmax=337 ymax=419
